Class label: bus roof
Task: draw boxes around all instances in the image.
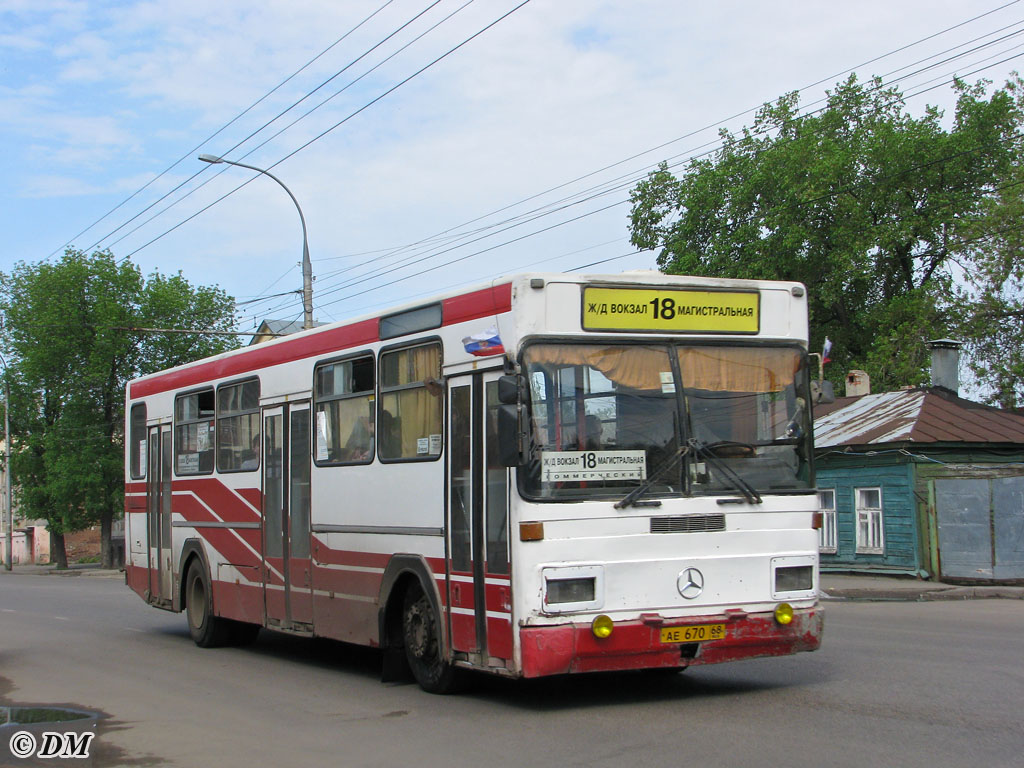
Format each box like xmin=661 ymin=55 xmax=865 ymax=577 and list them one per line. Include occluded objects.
xmin=128 ymin=271 xmax=805 ymax=399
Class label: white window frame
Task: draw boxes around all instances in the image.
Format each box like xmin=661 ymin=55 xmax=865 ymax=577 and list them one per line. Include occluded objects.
xmin=818 ymin=488 xmax=837 ymax=554
xmin=855 ymin=486 xmax=884 ymax=554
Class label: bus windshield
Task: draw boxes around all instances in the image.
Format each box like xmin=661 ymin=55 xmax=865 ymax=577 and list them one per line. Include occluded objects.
xmin=520 ymin=342 xmax=812 ymax=501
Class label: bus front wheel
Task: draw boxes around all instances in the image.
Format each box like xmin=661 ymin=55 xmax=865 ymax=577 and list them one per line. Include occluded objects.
xmin=402 ymin=582 xmax=459 ymax=694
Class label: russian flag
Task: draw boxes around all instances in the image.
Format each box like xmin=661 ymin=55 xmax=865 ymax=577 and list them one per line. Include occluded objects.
xmin=462 ymin=325 xmax=505 ymax=357
xmin=822 ymin=337 xmax=833 ymax=365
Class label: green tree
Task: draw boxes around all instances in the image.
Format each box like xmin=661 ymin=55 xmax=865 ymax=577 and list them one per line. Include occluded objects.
xmin=629 ymin=74 xmax=1024 ymax=398
xmin=954 ymin=78 xmax=1024 ymax=407
xmin=0 ymin=249 xmax=237 ymax=568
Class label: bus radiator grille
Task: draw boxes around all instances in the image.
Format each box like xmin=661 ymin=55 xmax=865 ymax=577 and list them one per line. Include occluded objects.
xmin=650 ymin=514 xmax=726 ymax=534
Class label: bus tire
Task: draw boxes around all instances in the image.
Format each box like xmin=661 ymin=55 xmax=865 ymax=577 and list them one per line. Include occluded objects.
xmin=185 ymin=560 xmax=232 ymax=648
xmin=402 ymin=582 xmax=459 ymax=694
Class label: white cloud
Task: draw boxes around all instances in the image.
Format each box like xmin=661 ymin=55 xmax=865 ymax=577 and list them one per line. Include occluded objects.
xmin=1 ymin=0 xmax=1019 ymax=318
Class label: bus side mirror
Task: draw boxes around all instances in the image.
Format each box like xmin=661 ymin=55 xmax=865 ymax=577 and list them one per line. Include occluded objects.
xmin=811 ymin=379 xmax=835 ymax=405
xmin=497 ymin=375 xmax=519 ymax=405
xmin=497 ymin=404 xmax=522 ymax=467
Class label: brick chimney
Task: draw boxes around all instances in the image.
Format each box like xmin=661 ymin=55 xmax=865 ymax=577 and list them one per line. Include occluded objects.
xmin=927 ymin=339 xmax=962 ymax=395
xmin=846 ymin=370 xmax=870 ymax=397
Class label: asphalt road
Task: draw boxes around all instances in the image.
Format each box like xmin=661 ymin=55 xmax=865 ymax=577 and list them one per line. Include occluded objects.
xmin=1 ymin=572 xmax=1022 ymax=768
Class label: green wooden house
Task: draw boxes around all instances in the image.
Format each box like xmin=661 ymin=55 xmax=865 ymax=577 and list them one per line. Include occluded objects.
xmin=813 ymin=387 xmax=1024 ymax=583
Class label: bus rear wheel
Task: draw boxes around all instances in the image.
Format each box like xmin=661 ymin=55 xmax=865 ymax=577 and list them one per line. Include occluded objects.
xmin=185 ymin=561 xmax=233 ymax=648
xmin=402 ymin=583 xmax=459 ymax=694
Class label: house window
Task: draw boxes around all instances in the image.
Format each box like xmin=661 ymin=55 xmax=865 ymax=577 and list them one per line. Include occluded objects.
xmin=818 ymin=488 xmax=837 ymax=553
xmin=855 ymin=487 xmax=884 ymax=554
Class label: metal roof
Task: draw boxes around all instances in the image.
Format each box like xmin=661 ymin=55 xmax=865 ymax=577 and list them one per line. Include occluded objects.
xmin=257 ymin=319 xmax=305 ymax=336
xmin=247 ymin=319 xmax=326 ymax=345
xmin=813 ymin=388 xmax=1024 ymax=448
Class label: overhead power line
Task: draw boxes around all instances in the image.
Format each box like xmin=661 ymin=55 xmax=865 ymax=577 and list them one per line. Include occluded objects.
xmin=115 ymin=0 xmax=532 ymax=262
xmin=87 ymin=0 xmax=456 ymax=254
xmin=51 ymin=0 xmax=400 ymax=260
xmin=304 ymin=4 xmax=1024 ymax=274
xmin=55 ymin=1 xmax=1024 ymax=327
xmin=288 ymin=12 xmax=1024 ymax=312
xmin=299 ymin=39 xmax=1024 ymax=311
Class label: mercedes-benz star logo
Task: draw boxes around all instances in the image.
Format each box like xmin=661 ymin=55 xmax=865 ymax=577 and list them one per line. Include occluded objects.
xmin=677 ymin=567 xmax=704 ymax=599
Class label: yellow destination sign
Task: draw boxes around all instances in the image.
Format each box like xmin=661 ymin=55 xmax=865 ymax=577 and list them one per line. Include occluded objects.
xmin=582 ymin=287 xmax=760 ymax=333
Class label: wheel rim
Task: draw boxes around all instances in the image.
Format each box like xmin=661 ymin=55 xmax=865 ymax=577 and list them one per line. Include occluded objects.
xmin=404 ymin=595 xmax=435 ymax=661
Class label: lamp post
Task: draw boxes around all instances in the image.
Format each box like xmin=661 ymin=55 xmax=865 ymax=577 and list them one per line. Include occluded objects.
xmin=198 ymin=154 xmax=314 ymax=330
xmin=1 ymin=354 xmax=11 ymax=571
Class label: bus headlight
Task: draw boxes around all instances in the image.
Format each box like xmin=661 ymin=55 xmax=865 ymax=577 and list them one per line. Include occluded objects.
xmin=775 ymin=565 xmax=813 ymax=593
xmin=592 ymin=615 xmax=614 ymax=639
xmin=546 ymin=577 xmax=595 ymax=605
xmin=541 ymin=565 xmax=604 ymax=613
xmin=774 ymin=602 xmax=794 ymax=625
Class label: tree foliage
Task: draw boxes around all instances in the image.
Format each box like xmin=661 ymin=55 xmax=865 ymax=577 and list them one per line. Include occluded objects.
xmin=629 ymin=74 xmax=1024 ymax=402
xmin=0 ymin=249 xmax=238 ymax=567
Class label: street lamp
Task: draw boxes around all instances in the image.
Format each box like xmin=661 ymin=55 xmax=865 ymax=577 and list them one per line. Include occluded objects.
xmin=198 ymin=154 xmax=314 ymax=330
xmin=1 ymin=354 xmax=11 ymax=571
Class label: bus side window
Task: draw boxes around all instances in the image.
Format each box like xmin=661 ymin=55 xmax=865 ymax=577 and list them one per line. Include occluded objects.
xmin=217 ymin=379 xmax=260 ymax=472
xmin=314 ymin=355 xmax=375 ymax=465
xmin=378 ymin=343 xmax=443 ymax=461
xmin=174 ymin=389 xmax=215 ymax=475
xmin=129 ymin=402 xmax=147 ymax=479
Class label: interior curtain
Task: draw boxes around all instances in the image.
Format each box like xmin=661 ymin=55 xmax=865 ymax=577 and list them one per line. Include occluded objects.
xmin=404 ymin=345 xmax=439 ymax=385
xmin=677 ymin=347 xmax=800 ymax=393
xmin=525 ymin=344 xmax=669 ymax=390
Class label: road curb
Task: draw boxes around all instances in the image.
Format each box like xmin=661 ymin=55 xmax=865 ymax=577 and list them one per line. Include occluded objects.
xmin=822 ymin=587 xmax=1024 ymax=601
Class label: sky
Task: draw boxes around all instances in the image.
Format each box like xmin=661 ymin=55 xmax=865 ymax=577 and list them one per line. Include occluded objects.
xmin=3 ymin=0 xmax=1024 ymax=336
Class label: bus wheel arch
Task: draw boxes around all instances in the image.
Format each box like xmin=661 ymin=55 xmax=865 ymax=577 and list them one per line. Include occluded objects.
xmin=378 ymin=556 xmax=458 ymax=693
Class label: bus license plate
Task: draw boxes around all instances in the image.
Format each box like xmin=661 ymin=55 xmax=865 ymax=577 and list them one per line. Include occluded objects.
xmin=660 ymin=624 xmax=725 ymax=643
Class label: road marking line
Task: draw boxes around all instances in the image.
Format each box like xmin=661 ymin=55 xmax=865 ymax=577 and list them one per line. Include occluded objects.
xmin=53 ymin=616 xmax=70 ymax=621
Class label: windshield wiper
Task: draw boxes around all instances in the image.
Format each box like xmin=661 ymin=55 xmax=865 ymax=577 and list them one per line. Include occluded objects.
xmin=614 ymin=444 xmax=689 ymax=510
xmin=688 ymin=438 xmax=763 ymax=505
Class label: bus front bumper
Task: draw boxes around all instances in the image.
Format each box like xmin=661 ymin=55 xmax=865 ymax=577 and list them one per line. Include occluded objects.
xmin=519 ymin=606 xmax=823 ymax=678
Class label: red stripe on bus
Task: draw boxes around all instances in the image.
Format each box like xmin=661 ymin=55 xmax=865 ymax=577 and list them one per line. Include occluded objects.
xmin=442 ymin=282 xmax=512 ymax=325
xmin=128 ymin=282 xmax=512 ymax=398
xmin=235 ymin=487 xmax=262 ymax=510
xmin=194 ymin=526 xmax=263 ymax=573
xmin=170 ymin=495 xmax=262 ymax=570
xmin=312 ymin=564 xmax=382 ymax=598
xmin=129 ymin=318 xmax=378 ymax=398
xmin=310 ymin=541 xmax=391 ymax=570
xmin=174 ymin=478 xmax=262 ymax=523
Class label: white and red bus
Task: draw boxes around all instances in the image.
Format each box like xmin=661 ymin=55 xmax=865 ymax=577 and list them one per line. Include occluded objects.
xmin=124 ymin=271 xmax=824 ymax=692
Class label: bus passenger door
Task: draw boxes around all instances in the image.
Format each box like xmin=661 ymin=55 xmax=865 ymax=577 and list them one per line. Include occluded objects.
xmin=261 ymin=402 xmax=313 ymax=630
xmin=146 ymin=424 xmax=172 ymax=606
xmin=446 ymin=372 xmax=513 ymax=667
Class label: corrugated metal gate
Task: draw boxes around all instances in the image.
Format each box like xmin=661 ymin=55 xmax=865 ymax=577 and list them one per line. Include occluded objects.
xmin=935 ymin=477 xmax=1024 ymax=581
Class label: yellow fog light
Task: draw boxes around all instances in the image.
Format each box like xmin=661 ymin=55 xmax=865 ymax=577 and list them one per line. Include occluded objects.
xmin=774 ymin=602 xmax=794 ymax=625
xmin=591 ymin=614 xmax=614 ymax=639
